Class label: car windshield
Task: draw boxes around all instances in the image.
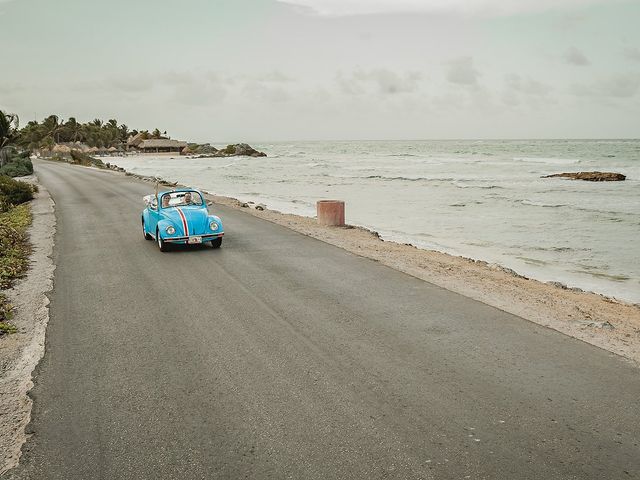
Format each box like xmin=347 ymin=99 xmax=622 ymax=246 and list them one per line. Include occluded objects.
xmin=160 ymin=191 xmax=204 ymax=208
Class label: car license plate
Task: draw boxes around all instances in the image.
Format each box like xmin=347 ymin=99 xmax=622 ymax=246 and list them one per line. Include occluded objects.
xmin=188 ymin=236 xmax=202 ymax=244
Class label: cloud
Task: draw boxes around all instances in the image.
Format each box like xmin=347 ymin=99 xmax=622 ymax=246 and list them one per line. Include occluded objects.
xmin=109 ymin=75 xmax=155 ymax=93
xmin=571 ymin=73 xmax=640 ymax=98
xmin=276 ymin=0 xmax=619 ymax=17
xmin=505 ymin=74 xmax=552 ymax=95
xmin=337 ymin=69 xmax=422 ymax=95
xmin=624 ymin=46 xmax=640 ymax=62
xmin=551 ymin=13 xmax=587 ymax=30
xmin=446 ymin=57 xmax=479 ymax=86
xmin=241 ymin=80 xmax=290 ymax=103
xmin=563 ymin=46 xmax=590 ymax=66
xmin=0 ymin=82 xmax=24 ymax=94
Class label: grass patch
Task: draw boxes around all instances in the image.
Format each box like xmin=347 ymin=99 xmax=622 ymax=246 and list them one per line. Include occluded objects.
xmin=0 ymin=203 xmax=32 ymax=289
xmin=0 ymin=203 xmax=32 ymax=334
xmin=0 ymin=320 xmax=18 ymax=336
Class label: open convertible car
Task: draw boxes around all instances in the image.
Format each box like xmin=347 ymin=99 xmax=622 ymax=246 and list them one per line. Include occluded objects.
xmin=142 ymin=189 xmax=224 ymax=251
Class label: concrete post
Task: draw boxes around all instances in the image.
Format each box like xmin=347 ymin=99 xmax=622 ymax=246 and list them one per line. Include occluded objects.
xmin=317 ymin=200 xmax=345 ymax=226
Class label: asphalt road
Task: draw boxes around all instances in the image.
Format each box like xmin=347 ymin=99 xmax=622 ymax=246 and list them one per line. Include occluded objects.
xmin=6 ymin=160 xmax=640 ymax=479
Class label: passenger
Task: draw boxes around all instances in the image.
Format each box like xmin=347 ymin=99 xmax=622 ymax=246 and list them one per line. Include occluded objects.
xmin=161 ymin=195 xmax=171 ymax=208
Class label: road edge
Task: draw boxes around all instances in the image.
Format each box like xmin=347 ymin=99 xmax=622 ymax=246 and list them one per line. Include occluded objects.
xmin=0 ymin=175 xmax=56 ymax=475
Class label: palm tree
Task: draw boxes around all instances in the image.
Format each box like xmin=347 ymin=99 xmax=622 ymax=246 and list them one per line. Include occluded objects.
xmin=65 ymin=117 xmax=83 ymax=142
xmin=0 ymin=110 xmax=19 ymax=167
xmin=41 ymin=114 xmax=62 ymax=144
xmin=119 ymin=124 xmax=129 ymax=142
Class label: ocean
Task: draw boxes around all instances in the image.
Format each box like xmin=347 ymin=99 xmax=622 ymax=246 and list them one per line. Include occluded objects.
xmin=109 ymin=140 xmax=640 ymax=304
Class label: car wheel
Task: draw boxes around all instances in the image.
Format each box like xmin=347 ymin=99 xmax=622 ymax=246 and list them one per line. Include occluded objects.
xmin=210 ymin=237 xmax=222 ymax=249
xmin=142 ymin=220 xmax=152 ymax=240
xmin=157 ymin=229 xmax=169 ymax=252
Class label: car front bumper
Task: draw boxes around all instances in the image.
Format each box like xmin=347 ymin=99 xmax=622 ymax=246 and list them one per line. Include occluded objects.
xmin=164 ymin=233 xmax=224 ymax=244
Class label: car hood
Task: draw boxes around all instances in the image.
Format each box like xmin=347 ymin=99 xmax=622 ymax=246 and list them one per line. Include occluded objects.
xmin=161 ymin=207 xmax=210 ymax=236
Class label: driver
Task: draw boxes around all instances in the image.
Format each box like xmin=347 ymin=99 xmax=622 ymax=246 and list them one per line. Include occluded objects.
xmin=183 ymin=192 xmax=193 ymax=205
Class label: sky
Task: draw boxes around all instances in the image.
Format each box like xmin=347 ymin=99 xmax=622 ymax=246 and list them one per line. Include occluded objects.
xmin=1 ymin=0 xmax=639 ymax=141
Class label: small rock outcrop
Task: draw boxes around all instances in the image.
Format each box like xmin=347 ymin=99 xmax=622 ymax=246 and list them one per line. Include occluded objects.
xmin=542 ymin=171 xmax=626 ymax=182
xmin=216 ymin=144 xmax=267 ymax=158
xmin=186 ymin=143 xmax=267 ymax=158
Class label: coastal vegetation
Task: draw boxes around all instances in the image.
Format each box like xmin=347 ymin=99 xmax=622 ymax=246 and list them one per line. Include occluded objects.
xmin=0 ymin=111 xmax=28 ymax=178
xmin=2 ymin=109 xmax=267 ymax=161
xmin=48 ymin=150 xmax=106 ymax=169
xmin=16 ymin=115 xmax=166 ymax=150
xmin=0 ymin=110 xmax=36 ymax=335
xmin=0 ymin=152 xmax=33 ymax=178
xmin=0 ymin=201 xmax=33 ymax=336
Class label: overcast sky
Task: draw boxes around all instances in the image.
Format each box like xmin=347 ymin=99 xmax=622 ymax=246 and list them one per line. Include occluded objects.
xmin=1 ymin=0 xmax=639 ymax=141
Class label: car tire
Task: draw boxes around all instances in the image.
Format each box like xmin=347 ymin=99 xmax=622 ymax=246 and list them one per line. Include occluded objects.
xmin=142 ymin=220 xmax=152 ymax=240
xmin=210 ymin=237 xmax=222 ymax=249
xmin=157 ymin=229 xmax=169 ymax=252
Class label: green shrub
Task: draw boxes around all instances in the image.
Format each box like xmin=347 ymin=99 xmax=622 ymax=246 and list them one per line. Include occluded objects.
xmin=0 ymin=157 xmax=33 ymax=177
xmin=70 ymin=150 xmax=105 ymax=168
xmin=0 ymin=176 xmax=34 ymax=212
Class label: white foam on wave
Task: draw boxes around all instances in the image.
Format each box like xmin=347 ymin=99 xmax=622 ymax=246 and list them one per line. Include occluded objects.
xmin=513 ymin=157 xmax=580 ymax=165
xmin=451 ymin=181 xmax=502 ymax=189
xmin=521 ymin=199 xmax=566 ymax=208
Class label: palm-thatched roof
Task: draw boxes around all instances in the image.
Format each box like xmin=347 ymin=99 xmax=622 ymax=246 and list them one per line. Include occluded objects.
xmin=127 ymin=132 xmax=146 ymax=147
xmin=52 ymin=144 xmax=72 ymax=153
xmin=138 ymin=139 xmax=188 ymax=149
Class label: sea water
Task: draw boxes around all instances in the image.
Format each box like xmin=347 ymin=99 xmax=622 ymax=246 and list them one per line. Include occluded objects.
xmin=110 ymin=140 xmax=640 ymax=304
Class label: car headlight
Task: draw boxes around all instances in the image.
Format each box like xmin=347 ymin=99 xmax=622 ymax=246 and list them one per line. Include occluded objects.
xmin=210 ymin=221 xmax=219 ymax=231
xmin=166 ymin=226 xmax=176 ymax=235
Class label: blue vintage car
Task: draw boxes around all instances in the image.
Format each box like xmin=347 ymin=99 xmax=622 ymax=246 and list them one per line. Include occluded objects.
xmin=142 ymin=189 xmax=224 ymax=251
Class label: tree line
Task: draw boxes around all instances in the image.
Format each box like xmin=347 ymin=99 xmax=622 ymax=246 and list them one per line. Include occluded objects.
xmin=1 ymin=111 xmax=168 ymax=152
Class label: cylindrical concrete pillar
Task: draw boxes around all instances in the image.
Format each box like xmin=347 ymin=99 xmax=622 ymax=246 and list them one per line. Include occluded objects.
xmin=317 ymin=200 xmax=345 ymax=226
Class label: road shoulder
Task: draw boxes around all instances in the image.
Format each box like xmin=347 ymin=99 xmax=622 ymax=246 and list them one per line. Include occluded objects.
xmin=0 ymin=176 xmax=56 ymax=475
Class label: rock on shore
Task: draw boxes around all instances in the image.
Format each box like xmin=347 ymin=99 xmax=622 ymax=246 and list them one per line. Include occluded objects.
xmin=217 ymin=143 xmax=267 ymax=157
xmin=186 ymin=143 xmax=267 ymax=158
xmin=542 ymin=171 xmax=626 ymax=182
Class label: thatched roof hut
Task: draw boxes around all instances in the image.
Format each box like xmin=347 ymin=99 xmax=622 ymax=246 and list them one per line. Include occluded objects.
xmin=127 ymin=132 xmax=146 ymax=148
xmin=52 ymin=144 xmax=72 ymax=154
xmin=137 ymin=139 xmax=188 ymax=154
